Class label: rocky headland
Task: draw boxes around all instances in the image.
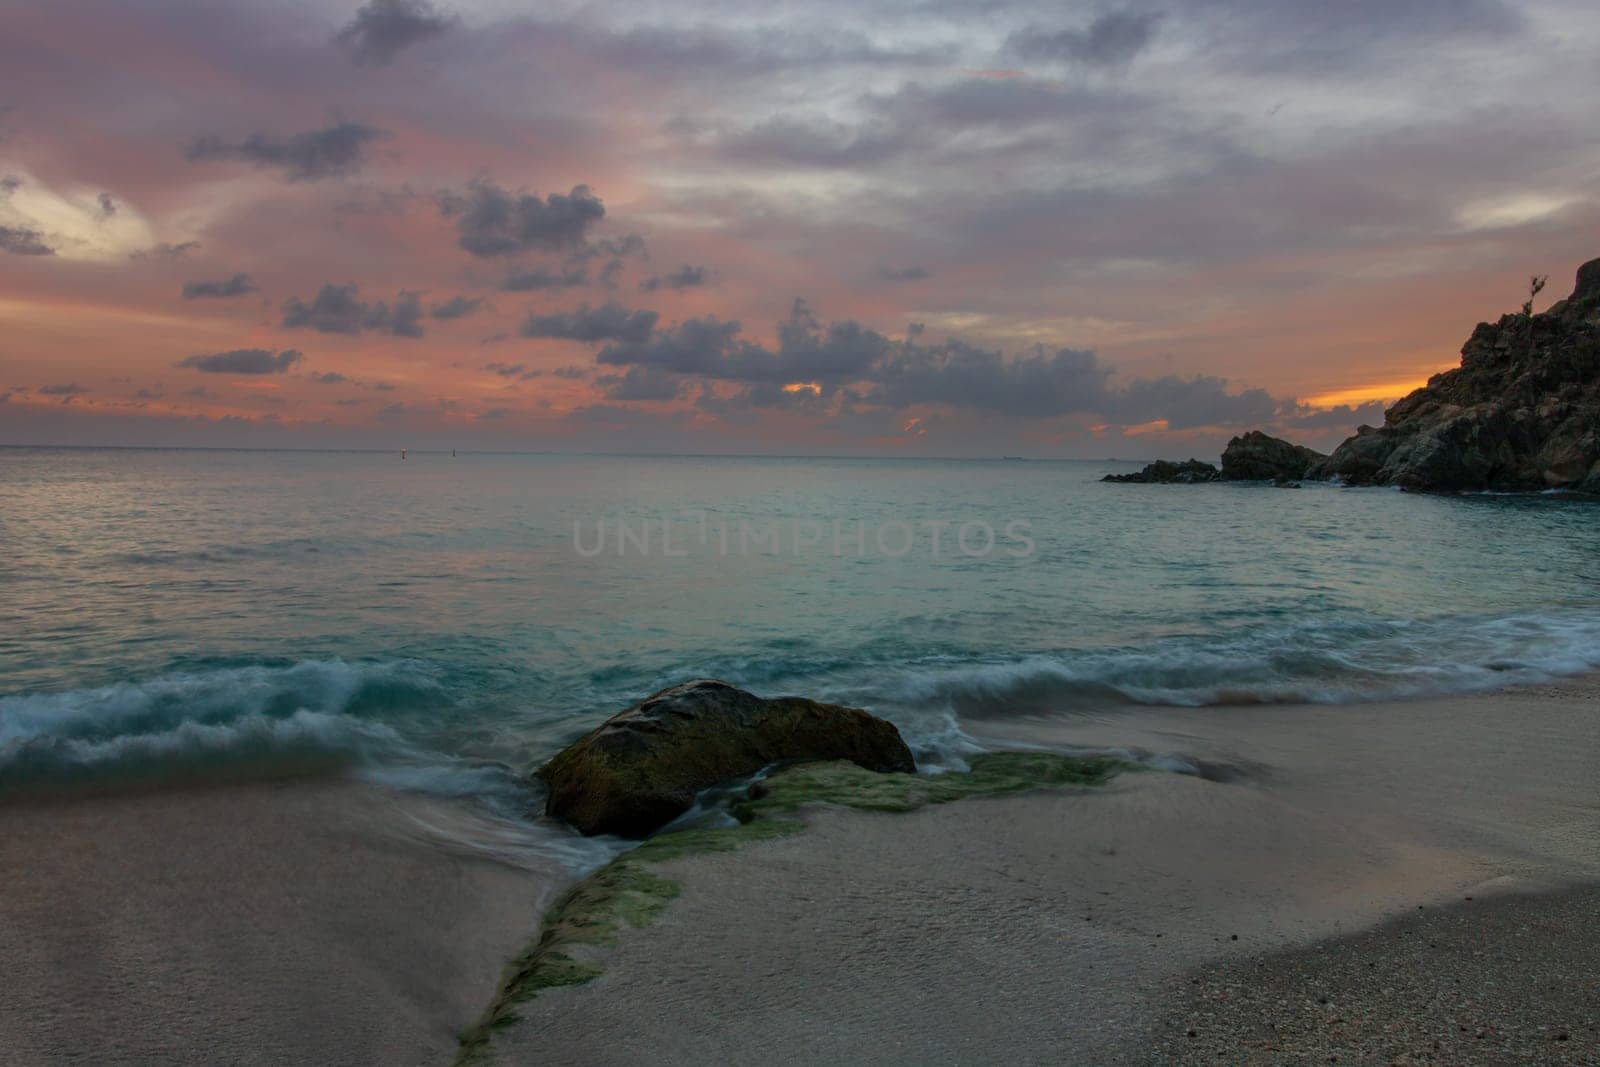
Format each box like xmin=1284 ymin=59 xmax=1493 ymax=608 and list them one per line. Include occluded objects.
xmin=1108 ymin=256 xmax=1600 ymax=493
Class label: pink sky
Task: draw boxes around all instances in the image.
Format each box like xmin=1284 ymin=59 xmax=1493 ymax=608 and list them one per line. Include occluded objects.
xmin=3 ymin=0 xmax=1598 ymax=456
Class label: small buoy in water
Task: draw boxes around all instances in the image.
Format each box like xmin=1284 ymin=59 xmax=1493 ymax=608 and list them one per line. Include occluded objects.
xmin=452 ymin=449 xmax=456 ymax=457
xmin=401 ymin=449 xmax=407 ymax=460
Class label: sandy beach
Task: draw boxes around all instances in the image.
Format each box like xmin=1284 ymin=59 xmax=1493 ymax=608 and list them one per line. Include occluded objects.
xmin=0 ymin=779 xmax=557 ymax=1066
xmin=2 ymin=679 xmax=1597 ymax=1065
xmin=484 ymin=678 xmax=1600 ymax=1065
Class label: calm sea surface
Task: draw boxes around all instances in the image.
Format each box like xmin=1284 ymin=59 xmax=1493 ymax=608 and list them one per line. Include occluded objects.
xmin=4 ymin=446 xmax=1600 ymax=812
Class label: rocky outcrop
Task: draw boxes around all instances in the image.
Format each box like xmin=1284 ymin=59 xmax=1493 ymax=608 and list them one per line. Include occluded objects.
xmin=1103 ymin=459 xmax=1219 ymax=483
xmin=1312 ymin=258 xmax=1600 ymax=492
xmin=1220 ymin=431 xmax=1327 ymax=482
xmin=1103 ymin=433 xmax=1324 ymax=484
xmin=537 ymin=680 xmax=916 ymax=837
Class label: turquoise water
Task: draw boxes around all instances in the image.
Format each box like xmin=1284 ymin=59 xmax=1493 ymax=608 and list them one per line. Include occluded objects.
xmin=4 ymin=446 xmax=1600 ymax=807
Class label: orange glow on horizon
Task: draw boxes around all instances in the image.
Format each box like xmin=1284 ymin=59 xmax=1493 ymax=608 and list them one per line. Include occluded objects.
xmin=1302 ymin=378 xmax=1435 ymax=409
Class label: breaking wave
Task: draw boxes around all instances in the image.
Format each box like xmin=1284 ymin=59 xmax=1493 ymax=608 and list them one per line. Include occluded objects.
xmin=853 ymin=608 xmax=1600 ymax=719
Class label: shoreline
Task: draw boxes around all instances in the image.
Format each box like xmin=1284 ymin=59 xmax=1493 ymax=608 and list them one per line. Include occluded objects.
xmin=2 ymin=676 xmax=1596 ymax=1064
xmin=478 ymin=675 xmax=1600 ymax=1064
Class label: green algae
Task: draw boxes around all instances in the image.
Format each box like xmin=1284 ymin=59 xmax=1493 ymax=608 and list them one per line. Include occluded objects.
xmin=455 ymin=751 xmax=1129 ymax=1064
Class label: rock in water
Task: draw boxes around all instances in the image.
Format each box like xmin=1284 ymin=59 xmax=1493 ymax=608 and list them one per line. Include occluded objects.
xmin=1219 ymin=431 xmax=1327 ymax=481
xmin=1313 ymin=257 xmax=1600 ymax=492
xmin=537 ymin=679 xmax=916 ymax=837
xmin=1103 ymin=459 xmax=1219 ymax=483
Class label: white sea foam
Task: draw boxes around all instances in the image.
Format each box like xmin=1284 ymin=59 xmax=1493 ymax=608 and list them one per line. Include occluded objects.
xmin=864 ymin=607 xmax=1600 ymax=717
xmin=0 ymin=659 xmax=445 ymax=787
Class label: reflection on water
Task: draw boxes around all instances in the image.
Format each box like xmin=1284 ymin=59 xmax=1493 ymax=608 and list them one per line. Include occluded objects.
xmin=3 ymin=446 xmax=1599 ymax=796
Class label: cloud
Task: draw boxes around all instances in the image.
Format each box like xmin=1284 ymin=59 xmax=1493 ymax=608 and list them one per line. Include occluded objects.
xmin=484 ymin=361 xmax=541 ymax=380
xmin=1191 ymin=0 xmax=1522 ymax=79
xmin=0 ymin=175 xmax=19 ymax=198
xmin=182 ymin=273 xmax=257 ymax=299
xmin=597 ymin=365 xmax=684 ymax=401
xmin=521 ymin=301 xmax=658 ymax=343
xmin=1281 ymin=400 xmax=1388 ymax=430
xmin=639 ymin=264 xmax=709 ymax=292
xmin=129 ymin=241 xmax=200 ymax=261
xmin=335 ymin=0 xmax=453 ymax=66
xmin=1008 ymin=11 xmax=1160 ymax=67
xmin=0 ymin=224 xmax=53 ymax=256
xmin=430 ymin=294 xmax=483 ymax=319
xmin=186 ymin=121 xmax=387 ymax=181
xmin=178 ymin=348 xmax=304 ymax=374
xmin=96 ymin=192 xmax=116 ymax=217
xmin=38 ymin=383 xmax=89 ymax=396
xmin=310 ymin=371 xmax=350 ymax=384
xmin=714 ymin=115 xmax=912 ymax=169
xmin=502 ymin=265 xmax=589 ymax=291
xmin=878 ymin=265 xmax=929 ymax=282
xmin=282 ymin=283 xmax=424 ymax=337
xmin=441 ymin=180 xmax=606 ymax=257
xmin=598 ymin=302 xmax=1286 ymax=426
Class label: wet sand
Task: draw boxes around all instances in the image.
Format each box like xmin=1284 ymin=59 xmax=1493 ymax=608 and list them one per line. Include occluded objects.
xmin=3 ymin=680 xmax=1596 ymax=1065
xmin=484 ymin=679 xmax=1600 ymax=1065
xmin=0 ymin=779 xmax=553 ymax=1066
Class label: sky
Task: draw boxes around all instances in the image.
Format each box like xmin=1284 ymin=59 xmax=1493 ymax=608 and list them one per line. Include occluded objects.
xmin=2 ymin=0 xmax=1598 ymax=457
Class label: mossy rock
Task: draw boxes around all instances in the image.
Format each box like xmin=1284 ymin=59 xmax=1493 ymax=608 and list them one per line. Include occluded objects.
xmin=458 ymin=750 xmax=1129 ymax=1064
xmin=537 ymin=679 xmax=917 ymax=838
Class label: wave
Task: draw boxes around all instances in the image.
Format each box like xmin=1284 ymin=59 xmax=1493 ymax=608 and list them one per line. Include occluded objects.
xmin=850 ymin=607 xmax=1600 ymax=718
xmin=7 ymin=607 xmax=1600 ymax=798
xmin=0 ymin=659 xmax=482 ymax=794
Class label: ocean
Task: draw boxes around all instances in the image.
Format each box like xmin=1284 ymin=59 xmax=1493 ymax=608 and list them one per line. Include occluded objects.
xmin=4 ymin=446 xmax=1600 ymax=830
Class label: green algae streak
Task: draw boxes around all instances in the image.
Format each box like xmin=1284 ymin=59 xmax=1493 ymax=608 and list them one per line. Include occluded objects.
xmin=455 ymin=751 xmax=1128 ymax=1064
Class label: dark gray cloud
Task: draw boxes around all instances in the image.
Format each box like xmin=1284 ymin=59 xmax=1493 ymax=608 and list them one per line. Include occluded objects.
xmin=1008 ymin=11 xmax=1160 ymax=67
xmin=878 ymin=265 xmax=929 ymax=282
xmin=640 ymin=264 xmax=708 ymax=292
xmin=484 ymin=361 xmax=541 ymax=380
xmin=597 ymin=301 xmax=887 ymax=384
xmin=598 ymin=302 xmax=1285 ymax=426
xmin=182 ymin=273 xmax=257 ymax=299
xmin=597 ymin=365 xmax=684 ymax=402
xmin=521 ymin=301 xmax=658 ymax=344
xmin=869 ymin=340 xmax=1109 ymax=417
xmin=430 ymin=294 xmax=483 ymax=319
xmin=0 ymin=174 xmax=19 ymax=198
xmin=0 ymin=224 xmax=53 ymax=256
xmin=178 ymin=349 xmax=304 ymax=374
xmin=130 ymin=241 xmax=200 ymax=261
xmin=186 ymin=121 xmax=386 ymax=181
xmin=282 ymin=284 xmax=424 ymax=337
xmin=441 ymin=181 xmax=606 ymax=257
xmin=96 ymin=192 xmax=116 ymax=217
xmin=310 ymin=371 xmax=350 ymax=384
xmin=335 ymin=0 xmax=453 ymax=66
xmin=502 ymin=265 xmax=589 ymax=291
xmin=38 ymin=383 xmax=89 ymax=397
xmin=1281 ymin=400 xmax=1388 ymax=430
xmin=596 ymin=315 xmax=760 ymax=377
xmin=1111 ymin=373 xmax=1279 ymax=429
